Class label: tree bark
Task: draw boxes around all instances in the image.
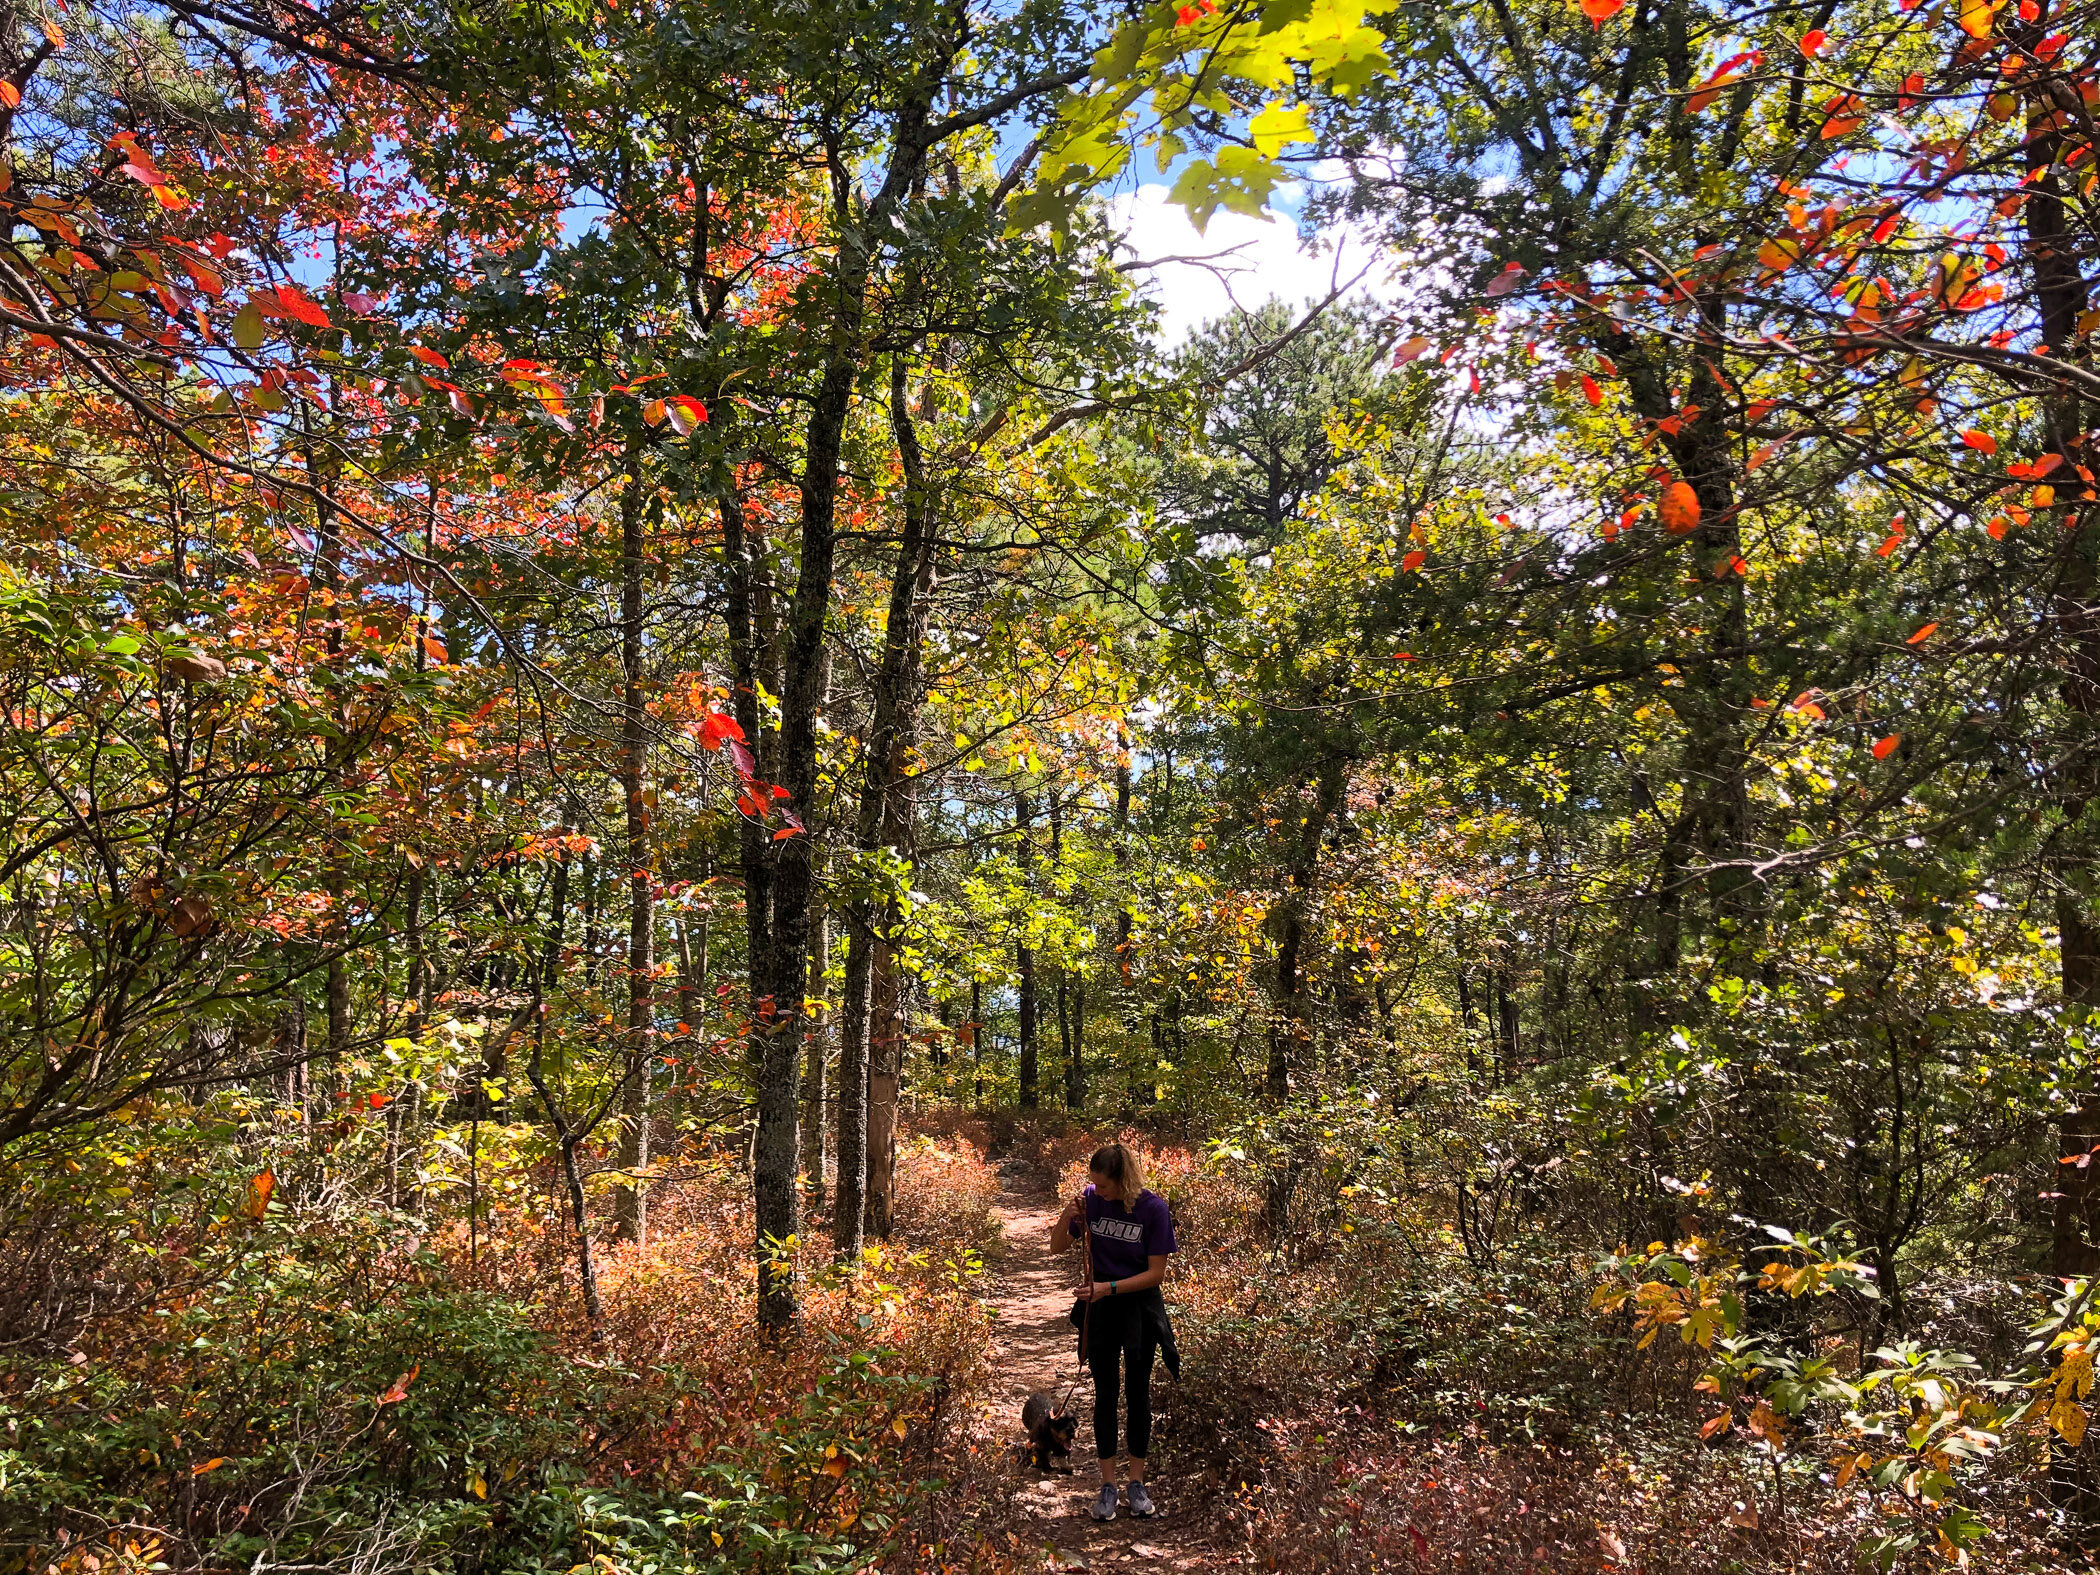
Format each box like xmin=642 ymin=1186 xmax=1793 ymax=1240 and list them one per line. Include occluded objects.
xmin=1266 ymin=765 xmax=1345 ymax=1104
xmin=833 ymin=920 xmax=872 ymax=1259
xmin=803 ymin=903 xmax=831 ymax=1212
xmin=1016 ymin=789 xmax=1038 ymax=1109
xmin=613 ymin=469 xmax=655 ymax=1247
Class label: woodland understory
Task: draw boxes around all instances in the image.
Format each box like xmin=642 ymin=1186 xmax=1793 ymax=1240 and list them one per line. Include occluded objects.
xmin=6 ymin=0 xmax=2100 ymax=1568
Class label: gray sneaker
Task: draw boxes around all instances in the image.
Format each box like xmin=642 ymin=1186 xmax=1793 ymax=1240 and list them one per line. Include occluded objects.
xmin=1126 ymin=1481 xmax=1156 ymax=1518
xmin=1090 ymin=1484 xmax=1118 ymax=1521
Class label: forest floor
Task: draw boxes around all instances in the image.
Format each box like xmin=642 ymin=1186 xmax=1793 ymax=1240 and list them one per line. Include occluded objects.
xmin=982 ymin=1178 xmax=1224 ymax=1572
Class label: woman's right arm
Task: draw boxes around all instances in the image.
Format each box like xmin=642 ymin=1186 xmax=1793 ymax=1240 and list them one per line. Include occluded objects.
xmin=1048 ymin=1197 xmax=1081 ymax=1254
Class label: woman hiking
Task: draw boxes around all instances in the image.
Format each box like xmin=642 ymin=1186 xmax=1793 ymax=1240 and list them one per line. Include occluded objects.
xmin=1049 ymin=1141 xmax=1179 ymax=1522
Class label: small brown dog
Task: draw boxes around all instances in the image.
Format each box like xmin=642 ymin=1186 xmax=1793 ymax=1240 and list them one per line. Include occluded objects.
xmin=1018 ymin=1390 xmax=1079 ymax=1471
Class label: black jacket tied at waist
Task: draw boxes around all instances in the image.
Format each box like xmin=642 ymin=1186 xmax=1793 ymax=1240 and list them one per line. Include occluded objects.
xmin=1071 ymin=1284 xmax=1180 ymax=1379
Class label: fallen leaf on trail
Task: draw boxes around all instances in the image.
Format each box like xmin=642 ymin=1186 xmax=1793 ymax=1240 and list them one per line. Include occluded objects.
xmin=1729 ymin=1505 xmax=1760 ymax=1529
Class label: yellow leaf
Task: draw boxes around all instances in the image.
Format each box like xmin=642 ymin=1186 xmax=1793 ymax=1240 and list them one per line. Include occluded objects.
xmin=2050 ymin=1399 xmax=2088 ymax=1445
xmin=890 ymin=1416 xmax=909 ymax=1439
xmin=1958 ymin=0 xmax=1999 ymax=37
xmin=1249 ymin=101 xmax=1315 ymax=158
xmin=469 ymin=1470 xmax=487 ymax=1499
xmin=191 ymin=1458 xmax=225 ymax=1476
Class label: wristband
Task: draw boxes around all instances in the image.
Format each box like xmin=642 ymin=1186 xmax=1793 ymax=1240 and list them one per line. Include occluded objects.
xmin=1111 ymin=1280 xmax=1119 ymax=1296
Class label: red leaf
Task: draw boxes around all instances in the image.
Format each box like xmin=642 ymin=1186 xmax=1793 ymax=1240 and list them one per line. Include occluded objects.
xmin=1409 ymin=1524 xmax=1429 ymax=1558
xmin=2032 ymin=453 xmax=2064 ymax=478
xmin=0 ymin=81 xmax=21 ymax=109
xmin=377 ymin=1364 xmax=419 ymax=1405
xmin=1959 ymin=429 xmax=1998 ymax=456
xmin=1401 ymin=549 xmax=1426 ymax=572
xmin=1907 ymin=622 xmax=1939 ymax=644
xmin=698 ymin=711 xmax=745 ymax=750
xmin=1800 ymin=27 xmax=1826 ymax=53
xmin=1873 ymin=733 xmax=1901 ymax=759
xmin=271 ymin=284 xmax=333 ymax=330
xmin=1700 ymin=1411 xmax=1732 ymax=1439
xmin=1483 ymin=263 xmax=1526 ymax=298
xmin=1581 ymin=375 xmax=1603 ymax=407
xmin=408 ymin=346 xmax=450 ymax=370
xmin=1578 ymin=0 xmax=1624 ymax=24
xmin=1393 ymin=336 xmax=1432 ymax=364
xmin=667 ymin=394 xmax=707 ymax=436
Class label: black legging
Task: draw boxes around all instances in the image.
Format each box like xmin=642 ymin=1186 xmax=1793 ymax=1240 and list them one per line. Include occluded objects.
xmin=1086 ymin=1298 xmax=1155 ymax=1460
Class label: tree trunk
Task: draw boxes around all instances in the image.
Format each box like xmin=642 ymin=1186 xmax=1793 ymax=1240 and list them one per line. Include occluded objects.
xmin=1266 ymin=765 xmax=1345 ymax=1104
xmin=834 ymin=920 xmax=872 ymax=1259
xmin=803 ymin=903 xmax=831 ymax=1212
xmin=1016 ymin=789 xmax=1038 ymax=1109
xmin=613 ymin=469 xmax=655 ymax=1247
xmin=867 ymin=935 xmax=902 ymax=1241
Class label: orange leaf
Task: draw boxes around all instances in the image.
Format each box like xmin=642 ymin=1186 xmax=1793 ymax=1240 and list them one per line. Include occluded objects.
xmin=1800 ymin=28 xmax=1826 ymax=53
xmin=407 ymin=346 xmax=450 ymax=370
xmin=1959 ymin=429 xmax=1998 ymax=456
xmin=1907 ymin=622 xmax=1938 ymax=644
xmin=1700 ymin=1412 xmax=1732 ymax=1439
xmin=1658 ymin=481 xmax=1701 ymax=535
xmin=270 ymin=284 xmax=333 ymax=330
xmin=378 ymin=1364 xmax=419 ymax=1405
xmin=1393 ymin=335 xmax=1432 ymax=364
xmin=1580 ymin=375 xmax=1603 ymax=407
xmin=241 ymin=1168 xmax=275 ymax=1220
xmin=190 ymin=1458 xmax=226 ymax=1476
xmin=821 ymin=1456 xmax=848 ymax=1477
xmin=1578 ymin=0 xmax=1624 ymax=21
xmin=0 ymin=81 xmax=20 ymax=108
xmin=2033 ymin=453 xmax=2064 ymax=478
xmin=1401 ymin=549 xmax=1426 ymax=572
xmin=1873 ymin=733 xmax=1901 ymax=759
xmin=422 ymin=635 xmax=448 ymax=663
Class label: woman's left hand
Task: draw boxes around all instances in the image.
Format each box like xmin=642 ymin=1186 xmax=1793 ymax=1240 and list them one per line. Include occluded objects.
xmin=1080 ymin=1281 xmax=1114 ymax=1303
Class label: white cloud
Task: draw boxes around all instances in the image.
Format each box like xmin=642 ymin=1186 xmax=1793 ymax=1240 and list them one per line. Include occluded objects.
xmin=1103 ymin=183 xmax=1396 ymax=347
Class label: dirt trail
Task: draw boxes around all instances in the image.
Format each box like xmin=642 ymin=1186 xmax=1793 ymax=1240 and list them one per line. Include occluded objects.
xmin=984 ymin=1178 xmax=1224 ymax=1572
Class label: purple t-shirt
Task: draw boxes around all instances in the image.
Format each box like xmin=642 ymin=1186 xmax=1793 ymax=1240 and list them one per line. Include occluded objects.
xmin=1084 ymin=1185 xmax=1176 ymax=1284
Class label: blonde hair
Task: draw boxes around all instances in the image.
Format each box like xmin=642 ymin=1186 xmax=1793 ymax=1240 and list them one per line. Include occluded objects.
xmin=1088 ymin=1141 xmax=1145 ymax=1207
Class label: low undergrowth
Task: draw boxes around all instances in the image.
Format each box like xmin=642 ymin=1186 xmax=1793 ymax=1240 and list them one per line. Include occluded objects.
xmin=1 ymin=1122 xmax=1015 ymax=1575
